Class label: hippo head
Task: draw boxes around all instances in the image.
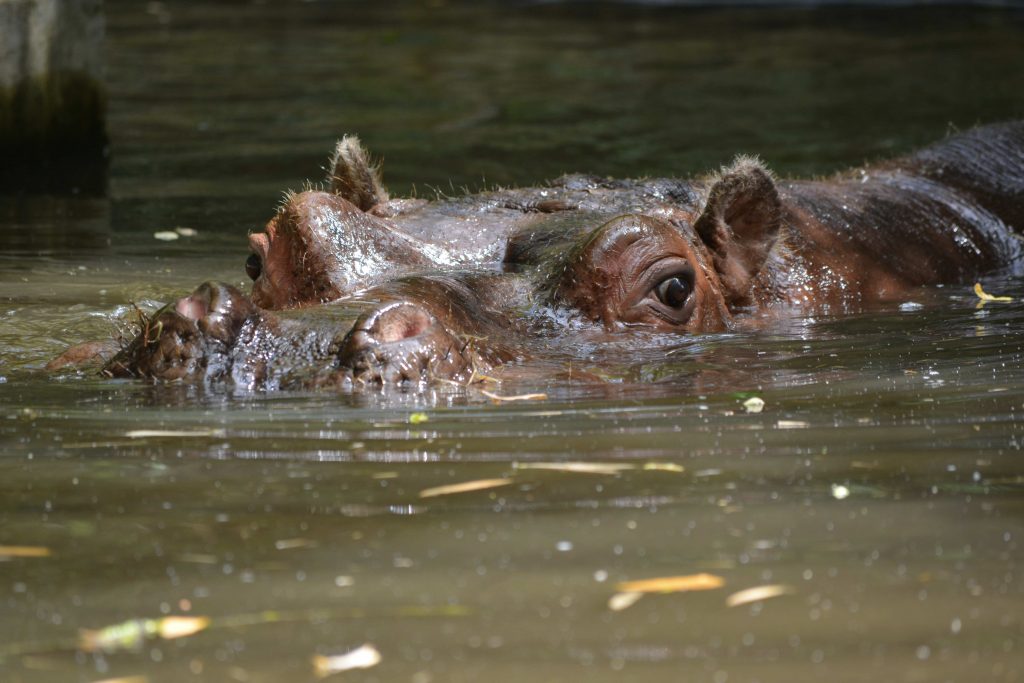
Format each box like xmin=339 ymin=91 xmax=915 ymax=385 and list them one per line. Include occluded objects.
xmin=246 ymin=191 xmax=452 ymax=310
xmin=546 ymin=158 xmax=783 ymax=332
xmin=106 ymin=140 xmax=784 ymax=389
xmin=245 ymin=136 xmax=453 ymax=309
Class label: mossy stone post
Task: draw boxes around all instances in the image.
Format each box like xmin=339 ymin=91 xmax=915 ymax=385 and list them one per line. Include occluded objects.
xmin=0 ymin=0 xmax=106 ymax=170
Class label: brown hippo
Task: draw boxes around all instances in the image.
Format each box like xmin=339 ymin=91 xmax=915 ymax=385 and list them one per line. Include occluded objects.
xmin=88 ymin=122 xmax=1023 ymax=388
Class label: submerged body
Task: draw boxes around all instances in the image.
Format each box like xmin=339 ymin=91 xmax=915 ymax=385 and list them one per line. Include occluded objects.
xmin=71 ymin=122 xmax=1023 ymax=388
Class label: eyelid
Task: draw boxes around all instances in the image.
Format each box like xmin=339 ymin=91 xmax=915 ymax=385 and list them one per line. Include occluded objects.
xmin=626 ymin=258 xmax=695 ymax=306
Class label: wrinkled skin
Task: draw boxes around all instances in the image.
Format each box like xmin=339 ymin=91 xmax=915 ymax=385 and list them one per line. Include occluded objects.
xmin=93 ymin=123 xmax=1024 ymax=389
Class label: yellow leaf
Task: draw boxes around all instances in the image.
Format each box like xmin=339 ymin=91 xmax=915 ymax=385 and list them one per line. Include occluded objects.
xmin=480 ymin=390 xmax=548 ymax=403
xmin=125 ymin=429 xmax=224 ymax=439
xmin=79 ymin=616 xmax=209 ymax=653
xmin=642 ymin=462 xmax=685 ymax=473
xmin=313 ymin=643 xmax=382 ymax=677
xmin=418 ymin=478 xmax=514 ymax=498
xmin=157 ymin=616 xmax=210 ymax=640
xmin=409 ymin=412 xmax=429 ymax=424
xmin=725 ymin=584 xmax=795 ymax=607
xmin=616 ymin=573 xmax=725 ymax=594
xmin=0 ymin=545 xmax=51 ymax=558
xmin=608 ymin=591 xmax=644 ymax=612
xmin=974 ymin=282 xmax=1013 ymax=302
xmin=513 ymin=462 xmax=634 ymax=475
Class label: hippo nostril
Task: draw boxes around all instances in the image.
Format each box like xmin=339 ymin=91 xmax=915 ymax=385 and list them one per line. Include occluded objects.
xmin=368 ymin=302 xmax=435 ymax=344
xmin=175 ymin=293 xmax=208 ymax=321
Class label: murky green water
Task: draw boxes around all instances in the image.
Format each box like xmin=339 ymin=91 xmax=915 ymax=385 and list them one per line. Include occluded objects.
xmin=2 ymin=2 xmax=1024 ymax=681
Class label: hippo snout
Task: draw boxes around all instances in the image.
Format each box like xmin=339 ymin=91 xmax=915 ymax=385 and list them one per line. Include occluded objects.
xmin=338 ymin=301 xmax=479 ymax=385
xmin=103 ymin=282 xmax=262 ymax=382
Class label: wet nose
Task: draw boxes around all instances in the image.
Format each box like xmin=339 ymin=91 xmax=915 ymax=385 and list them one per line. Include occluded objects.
xmin=173 ymin=282 xmax=257 ymax=343
xmin=175 ymin=283 xmax=214 ymax=321
xmin=338 ymin=301 xmax=473 ymax=384
xmin=344 ymin=301 xmax=437 ymax=350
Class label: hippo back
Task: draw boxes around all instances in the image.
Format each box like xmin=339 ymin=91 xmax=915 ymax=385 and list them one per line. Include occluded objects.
xmin=909 ymin=121 xmax=1024 ymax=233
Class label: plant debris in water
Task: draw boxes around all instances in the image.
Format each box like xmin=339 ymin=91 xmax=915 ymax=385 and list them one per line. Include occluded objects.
xmin=616 ymin=573 xmax=725 ymax=594
xmin=513 ymin=461 xmax=634 ymax=475
xmin=312 ymin=643 xmax=382 ymax=678
xmin=0 ymin=545 xmax=51 ymax=558
xmin=725 ymin=584 xmax=795 ymax=607
xmin=78 ymin=616 xmax=210 ymax=653
xmin=512 ymin=461 xmax=684 ymax=474
xmin=480 ymin=389 xmax=548 ymax=403
xmin=742 ymin=396 xmax=765 ymax=413
xmin=973 ymin=282 xmax=1013 ymax=303
xmin=609 ymin=573 xmax=726 ymax=611
xmin=418 ymin=478 xmax=515 ymax=498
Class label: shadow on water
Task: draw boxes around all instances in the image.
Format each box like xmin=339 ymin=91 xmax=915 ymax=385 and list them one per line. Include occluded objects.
xmin=1 ymin=2 xmax=1023 ymax=682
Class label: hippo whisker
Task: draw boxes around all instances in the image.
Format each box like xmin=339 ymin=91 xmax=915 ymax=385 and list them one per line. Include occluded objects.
xmin=146 ymin=320 xmax=164 ymax=346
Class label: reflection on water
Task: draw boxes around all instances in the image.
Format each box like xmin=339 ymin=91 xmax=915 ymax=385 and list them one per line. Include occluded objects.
xmin=1 ymin=2 xmax=1023 ymax=682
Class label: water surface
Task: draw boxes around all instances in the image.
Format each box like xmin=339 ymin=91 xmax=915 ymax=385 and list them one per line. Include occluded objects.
xmin=1 ymin=3 xmax=1023 ymax=682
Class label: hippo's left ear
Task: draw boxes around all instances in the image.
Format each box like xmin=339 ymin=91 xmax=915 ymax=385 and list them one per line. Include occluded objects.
xmin=327 ymin=135 xmax=390 ymax=211
xmin=693 ymin=156 xmax=782 ymax=307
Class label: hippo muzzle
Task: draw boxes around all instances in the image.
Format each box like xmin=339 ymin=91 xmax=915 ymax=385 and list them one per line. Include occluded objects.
xmin=103 ymin=282 xmax=260 ymax=381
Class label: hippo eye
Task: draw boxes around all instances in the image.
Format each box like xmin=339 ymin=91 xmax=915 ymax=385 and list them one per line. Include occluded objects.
xmin=245 ymin=253 xmax=262 ymax=281
xmin=655 ymin=276 xmax=692 ymax=309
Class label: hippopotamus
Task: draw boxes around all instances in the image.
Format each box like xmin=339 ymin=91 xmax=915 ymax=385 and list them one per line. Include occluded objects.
xmin=68 ymin=122 xmax=1023 ymax=389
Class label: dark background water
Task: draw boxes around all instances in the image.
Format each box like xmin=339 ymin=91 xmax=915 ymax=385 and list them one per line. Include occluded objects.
xmin=1 ymin=2 xmax=1023 ymax=682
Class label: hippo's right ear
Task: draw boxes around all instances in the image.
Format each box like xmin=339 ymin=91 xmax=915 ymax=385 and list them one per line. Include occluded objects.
xmin=326 ymin=135 xmax=389 ymax=211
xmin=693 ymin=156 xmax=782 ymax=307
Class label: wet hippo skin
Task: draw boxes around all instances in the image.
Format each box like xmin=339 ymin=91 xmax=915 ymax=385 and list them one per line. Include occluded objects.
xmin=75 ymin=123 xmax=1024 ymax=388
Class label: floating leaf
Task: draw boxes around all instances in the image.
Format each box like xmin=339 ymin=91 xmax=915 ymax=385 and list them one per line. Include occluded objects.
xmin=418 ymin=478 xmax=514 ymax=498
xmin=616 ymin=573 xmax=725 ymax=594
xmin=153 ymin=231 xmax=179 ymax=241
xmin=408 ymin=412 xmax=429 ymax=424
xmin=607 ymin=591 xmax=644 ymax=612
xmin=775 ymin=420 xmax=809 ymax=429
xmin=79 ymin=616 xmax=209 ymax=653
xmin=174 ymin=227 xmax=197 ymax=237
xmin=0 ymin=545 xmax=51 ymax=558
xmin=513 ymin=462 xmax=633 ymax=475
xmin=974 ymin=282 xmax=1012 ymax=302
xmin=830 ymin=484 xmax=851 ymax=500
xmin=642 ymin=462 xmax=685 ymax=473
xmin=725 ymin=584 xmax=795 ymax=607
xmin=742 ymin=397 xmax=765 ymax=413
xmin=157 ymin=616 xmax=210 ymax=640
xmin=125 ymin=429 xmax=224 ymax=439
xmin=313 ymin=643 xmax=382 ymax=678
xmin=275 ymin=538 xmax=317 ymax=551
xmin=480 ymin=390 xmax=548 ymax=403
